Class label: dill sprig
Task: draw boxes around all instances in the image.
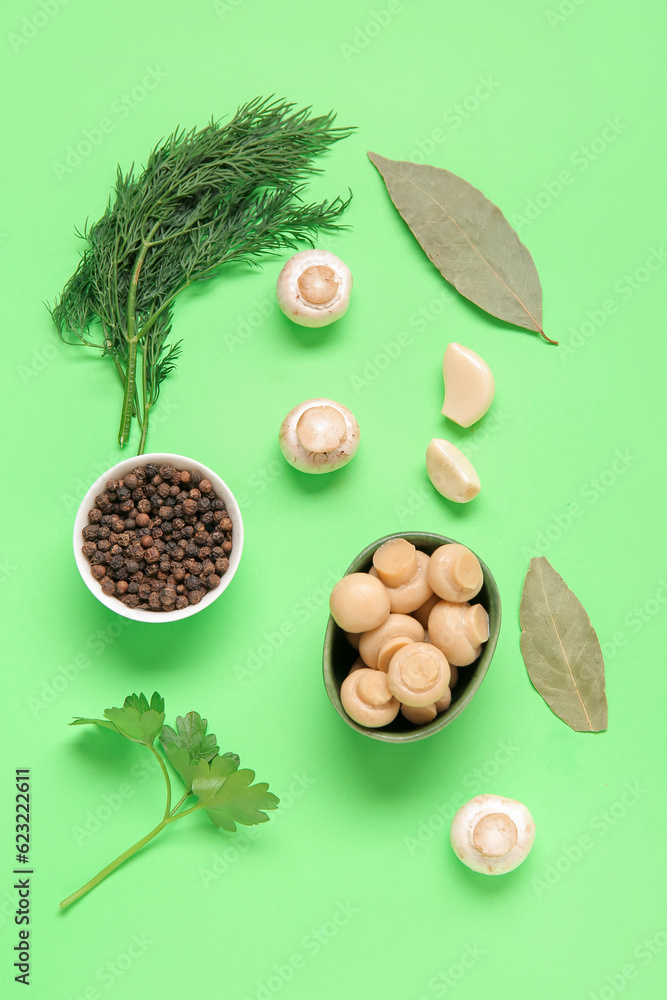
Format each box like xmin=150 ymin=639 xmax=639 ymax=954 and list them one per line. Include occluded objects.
xmin=49 ymin=97 xmax=353 ymax=454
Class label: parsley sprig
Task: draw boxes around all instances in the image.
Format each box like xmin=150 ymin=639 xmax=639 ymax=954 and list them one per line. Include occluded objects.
xmin=59 ymin=692 xmax=278 ymax=910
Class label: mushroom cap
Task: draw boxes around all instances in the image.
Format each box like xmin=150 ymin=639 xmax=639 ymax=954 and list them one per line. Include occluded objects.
xmin=372 ymin=538 xmax=418 ymax=588
xmin=428 ymin=600 xmax=489 ymax=666
xmin=401 ymin=702 xmax=438 ymax=725
xmin=411 ymin=592 xmax=440 ymax=629
xmin=279 ymin=398 xmax=360 ymax=474
xmin=358 ymin=613 xmax=425 ymax=669
xmin=434 ymin=688 xmax=452 ymax=713
xmin=330 ymin=573 xmax=391 ymax=633
xmin=386 ymin=641 xmax=450 ymax=707
xmin=276 ymin=249 xmax=352 ymax=328
xmin=340 ymin=668 xmax=400 ymax=727
xmin=427 ymin=543 xmax=483 ymax=603
xmin=376 ymin=634 xmax=416 ymax=673
xmin=372 ymin=550 xmax=433 ymax=614
xmin=450 ymin=794 xmax=535 ymax=875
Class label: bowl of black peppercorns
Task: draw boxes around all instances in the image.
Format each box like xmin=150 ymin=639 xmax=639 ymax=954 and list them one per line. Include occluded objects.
xmin=73 ymin=453 xmax=243 ymax=622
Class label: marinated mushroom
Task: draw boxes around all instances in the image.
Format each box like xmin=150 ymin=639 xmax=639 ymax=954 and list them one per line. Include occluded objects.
xmin=280 ymin=398 xmax=360 ymax=473
xmin=411 ymin=592 xmax=440 ymax=629
xmin=450 ymin=794 xmax=535 ymax=875
xmin=340 ymin=667 xmax=400 ymax=727
xmin=372 ymin=537 xmax=418 ymax=588
xmin=358 ymin=613 xmax=425 ymax=669
xmin=426 ymin=438 xmax=480 ymax=503
xmin=427 ymin=543 xmax=483 ymax=603
xmin=329 ymin=572 xmax=391 ymax=633
xmin=276 ymin=249 xmax=352 ymax=327
xmin=371 ymin=550 xmax=433 ymax=614
xmin=428 ymin=600 xmax=489 ymax=666
xmin=376 ymin=634 xmax=415 ymax=672
xmin=386 ymin=642 xmax=450 ymax=707
xmin=401 ymin=702 xmax=437 ymax=725
xmin=434 ymin=688 xmax=452 ymax=713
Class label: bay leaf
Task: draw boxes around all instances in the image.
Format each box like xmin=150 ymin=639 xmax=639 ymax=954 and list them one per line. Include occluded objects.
xmin=520 ymin=557 xmax=607 ymax=732
xmin=368 ymin=151 xmax=556 ymax=343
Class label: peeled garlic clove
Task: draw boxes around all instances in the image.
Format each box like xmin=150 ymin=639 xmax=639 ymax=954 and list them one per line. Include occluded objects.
xmin=426 ymin=439 xmax=480 ymax=503
xmin=442 ymin=343 xmax=495 ymax=427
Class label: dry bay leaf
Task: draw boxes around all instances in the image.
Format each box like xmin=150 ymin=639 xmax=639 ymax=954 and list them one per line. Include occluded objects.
xmin=368 ymin=151 xmax=556 ymax=344
xmin=520 ymin=557 xmax=607 ymax=732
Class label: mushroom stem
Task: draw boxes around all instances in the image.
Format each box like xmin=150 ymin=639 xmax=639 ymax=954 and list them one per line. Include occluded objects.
xmin=472 ymin=813 xmax=518 ymax=857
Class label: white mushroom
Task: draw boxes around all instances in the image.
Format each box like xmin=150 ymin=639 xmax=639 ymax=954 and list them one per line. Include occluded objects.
xmin=276 ymin=249 xmax=352 ymax=327
xmin=450 ymin=794 xmax=535 ymax=875
xmin=279 ymin=398 xmax=360 ymax=473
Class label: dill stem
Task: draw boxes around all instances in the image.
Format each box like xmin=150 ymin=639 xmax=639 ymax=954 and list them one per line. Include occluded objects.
xmin=118 ymin=223 xmax=160 ymax=448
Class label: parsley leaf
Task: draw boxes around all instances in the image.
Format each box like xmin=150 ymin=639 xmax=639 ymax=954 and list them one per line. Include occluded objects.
xmin=103 ymin=691 xmax=165 ymax=745
xmin=160 ymin=711 xmax=219 ymax=761
xmin=192 ymin=761 xmax=280 ymax=832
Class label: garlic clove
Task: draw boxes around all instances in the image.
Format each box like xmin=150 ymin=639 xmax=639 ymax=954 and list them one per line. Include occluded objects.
xmin=426 ymin=438 xmax=480 ymax=503
xmin=441 ymin=343 xmax=495 ymax=427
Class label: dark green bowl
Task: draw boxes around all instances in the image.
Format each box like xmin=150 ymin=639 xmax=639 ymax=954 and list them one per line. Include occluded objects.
xmin=322 ymin=532 xmax=501 ymax=744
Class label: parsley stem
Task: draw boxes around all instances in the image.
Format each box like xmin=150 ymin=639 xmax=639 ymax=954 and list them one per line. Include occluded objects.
xmin=59 ymin=818 xmax=168 ymax=911
xmin=169 ymin=792 xmax=190 ymax=817
xmin=59 ymin=801 xmax=203 ymax=909
xmin=149 ymin=745 xmax=172 ymax=820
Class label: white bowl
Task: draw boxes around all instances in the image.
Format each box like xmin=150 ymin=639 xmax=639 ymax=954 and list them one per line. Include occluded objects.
xmin=73 ymin=452 xmax=244 ymax=623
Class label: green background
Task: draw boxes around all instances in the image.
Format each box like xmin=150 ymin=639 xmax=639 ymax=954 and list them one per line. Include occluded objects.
xmin=1 ymin=0 xmax=666 ymax=997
